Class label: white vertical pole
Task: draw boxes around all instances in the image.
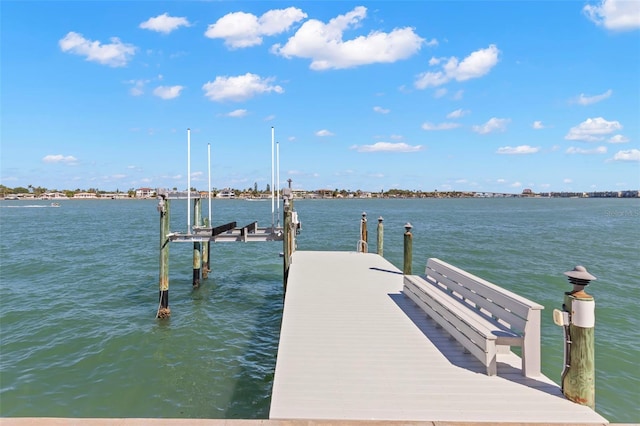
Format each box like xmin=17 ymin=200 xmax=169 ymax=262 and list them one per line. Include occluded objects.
xmin=271 ymin=126 xmax=275 ymax=230
xmin=276 ymin=141 xmax=280 ymax=227
xmin=187 ymin=128 xmax=191 ymax=234
xmin=207 ymin=143 xmax=212 ymax=226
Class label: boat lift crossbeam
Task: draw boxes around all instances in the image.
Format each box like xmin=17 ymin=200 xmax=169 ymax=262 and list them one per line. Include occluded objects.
xmin=168 ymin=220 xmax=284 ymax=243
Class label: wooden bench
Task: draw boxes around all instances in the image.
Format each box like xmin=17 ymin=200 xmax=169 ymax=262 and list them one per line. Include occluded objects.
xmin=403 ymin=258 xmax=543 ymax=377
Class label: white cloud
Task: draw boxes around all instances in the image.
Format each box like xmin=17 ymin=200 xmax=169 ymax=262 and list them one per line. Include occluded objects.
xmin=612 ymin=148 xmax=640 ymax=161
xmin=205 ymin=7 xmax=307 ymax=48
xmin=565 ymin=117 xmax=622 ymax=141
xmin=153 ymin=85 xmax=184 ymax=99
xmin=566 ymin=146 xmax=608 ymax=154
xmin=563 ymin=178 xmax=573 ymax=184
xmin=472 ymin=117 xmax=510 ymax=134
xmin=351 ymin=142 xmax=423 ymax=152
xmin=510 ymin=181 xmax=523 ymax=188
xmin=42 ymin=154 xmax=78 ymax=164
xmin=226 ymin=109 xmax=248 ymax=118
xmin=434 ymin=88 xmax=448 ymax=98
xmin=315 ymin=129 xmax=334 ymax=137
xmin=532 ymin=120 xmax=545 ymax=129
xmin=421 ymin=122 xmax=461 ymax=131
xmin=609 ymin=134 xmax=629 ymax=143
xmin=415 ymin=44 xmax=500 ymax=89
xmin=446 ymin=109 xmax=469 ymax=119
xmin=272 ymin=6 xmax=424 ymax=70
xmin=583 ymin=0 xmax=640 ymax=31
xmin=59 ymin=32 xmax=136 ymax=67
xmin=496 ymin=145 xmax=540 ymax=154
xmin=452 ymin=90 xmax=464 ymax=100
xmin=202 ymin=73 xmax=283 ymax=102
xmin=140 ymin=13 xmax=191 ymax=34
xmin=373 ymin=106 xmax=390 ymax=114
xmin=573 ymin=89 xmax=613 ymax=105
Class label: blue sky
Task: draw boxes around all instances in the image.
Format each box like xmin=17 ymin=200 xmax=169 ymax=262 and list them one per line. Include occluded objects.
xmin=1 ymin=1 xmax=639 ymax=193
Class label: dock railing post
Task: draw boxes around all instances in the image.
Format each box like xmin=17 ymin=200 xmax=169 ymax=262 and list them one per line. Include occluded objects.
xmin=358 ymin=212 xmax=368 ymax=253
xmin=283 ymin=197 xmax=292 ymax=289
xmin=202 ymin=217 xmax=210 ymax=280
xmin=192 ymin=198 xmax=202 ymax=288
xmin=377 ymin=216 xmax=384 ymax=256
xmin=157 ymin=196 xmax=170 ymax=319
xmin=554 ymin=266 xmax=597 ymax=409
xmin=403 ymin=222 xmax=413 ymax=275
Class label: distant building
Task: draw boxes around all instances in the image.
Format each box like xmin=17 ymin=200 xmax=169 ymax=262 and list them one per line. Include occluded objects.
xmin=522 ymin=188 xmax=533 ymax=196
xmin=73 ymin=192 xmax=98 ymax=199
xmin=216 ymin=188 xmax=235 ymax=198
xmin=136 ymin=187 xmax=155 ymax=198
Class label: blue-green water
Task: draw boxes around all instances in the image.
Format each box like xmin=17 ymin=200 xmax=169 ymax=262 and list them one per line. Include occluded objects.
xmin=0 ymin=198 xmax=638 ymax=422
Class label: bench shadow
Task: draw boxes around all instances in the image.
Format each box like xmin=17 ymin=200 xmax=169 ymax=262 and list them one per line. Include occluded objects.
xmin=387 ymin=291 xmax=564 ymax=398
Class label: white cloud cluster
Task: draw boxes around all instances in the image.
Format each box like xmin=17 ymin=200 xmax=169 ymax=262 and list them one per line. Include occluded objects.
xmin=202 ymin=73 xmax=283 ymax=102
xmin=566 ymin=146 xmax=607 ymax=154
xmin=272 ymin=6 xmax=424 ymax=70
xmin=613 ymin=149 xmax=640 ymax=161
xmin=421 ymin=122 xmax=461 ymax=131
xmin=472 ymin=117 xmax=510 ymax=134
xmin=43 ymin=154 xmax=78 ymax=164
xmin=573 ymin=89 xmax=612 ymax=105
xmin=446 ymin=109 xmax=469 ymax=119
xmin=140 ymin=13 xmax=191 ymax=34
xmin=59 ymin=32 xmax=136 ymax=67
xmin=373 ymin=106 xmax=390 ymax=114
xmin=315 ymin=129 xmax=334 ymax=137
xmin=415 ymin=44 xmax=500 ymax=89
xmin=351 ymin=142 xmax=423 ymax=153
xmin=153 ymin=85 xmax=184 ymax=99
xmin=205 ymin=7 xmax=307 ymax=48
xmin=532 ymin=121 xmax=545 ymax=129
xmin=583 ymin=0 xmax=640 ymax=31
xmin=564 ymin=117 xmax=622 ymax=142
xmin=496 ymin=145 xmax=540 ymax=155
xmin=226 ymin=109 xmax=248 ymax=118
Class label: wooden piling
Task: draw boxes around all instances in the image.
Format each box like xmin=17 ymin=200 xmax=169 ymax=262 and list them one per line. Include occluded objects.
xmin=377 ymin=216 xmax=384 ymax=256
xmin=562 ymin=291 xmax=596 ymax=409
xmin=202 ymin=218 xmax=210 ymax=279
xmin=192 ymin=198 xmax=202 ymax=288
xmin=403 ymin=222 xmax=413 ymax=275
xmin=283 ymin=199 xmax=292 ymax=289
xmin=359 ymin=212 xmax=368 ymax=253
xmin=157 ymin=197 xmax=171 ymax=319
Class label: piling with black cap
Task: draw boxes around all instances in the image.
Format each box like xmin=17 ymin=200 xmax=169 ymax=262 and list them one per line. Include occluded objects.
xmin=557 ymin=265 xmax=597 ymax=409
xmin=359 ymin=212 xmax=368 ymax=253
xmin=192 ymin=198 xmax=202 ymax=288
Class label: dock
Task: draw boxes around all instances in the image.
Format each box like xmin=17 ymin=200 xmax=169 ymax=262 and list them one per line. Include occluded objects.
xmin=270 ymin=251 xmax=608 ymax=423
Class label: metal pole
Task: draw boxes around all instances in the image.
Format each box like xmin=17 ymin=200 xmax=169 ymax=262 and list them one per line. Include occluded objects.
xmin=271 ymin=127 xmax=275 ymax=230
xmin=208 ymin=143 xmax=212 ymax=226
xmin=157 ymin=196 xmax=170 ymax=318
xmin=187 ymin=128 xmax=191 ymax=234
xmin=276 ymin=141 xmax=281 ymax=228
xmin=403 ymin=222 xmax=413 ymax=275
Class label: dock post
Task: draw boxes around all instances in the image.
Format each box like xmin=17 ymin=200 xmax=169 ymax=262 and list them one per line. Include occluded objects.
xmin=403 ymin=222 xmax=413 ymax=275
xmin=556 ymin=266 xmax=597 ymax=409
xmin=202 ymin=218 xmax=210 ymax=280
xmin=377 ymin=216 xmax=384 ymax=256
xmin=157 ymin=196 xmax=171 ymax=319
xmin=283 ymin=198 xmax=292 ymax=289
xmin=358 ymin=212 xmax=368 ymax=253
xmin=192 ymin=198 xmax=202 ymax=288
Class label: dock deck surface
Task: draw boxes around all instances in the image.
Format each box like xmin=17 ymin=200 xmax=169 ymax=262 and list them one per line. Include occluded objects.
xmin=270 ymin=251 xmax=608 ymax=423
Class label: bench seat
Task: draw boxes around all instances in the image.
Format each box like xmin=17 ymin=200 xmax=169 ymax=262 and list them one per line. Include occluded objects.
xmin=403 ymin=258 xmax=543 ymax=377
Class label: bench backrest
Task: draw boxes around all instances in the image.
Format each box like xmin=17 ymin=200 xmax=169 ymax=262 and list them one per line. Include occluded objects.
xmin=425 ymin=258 xmax=543 ymax=335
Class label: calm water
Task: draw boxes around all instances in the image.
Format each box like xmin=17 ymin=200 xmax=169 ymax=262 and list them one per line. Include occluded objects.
xmin=0 ymin=197 xmax=638 ymax=422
